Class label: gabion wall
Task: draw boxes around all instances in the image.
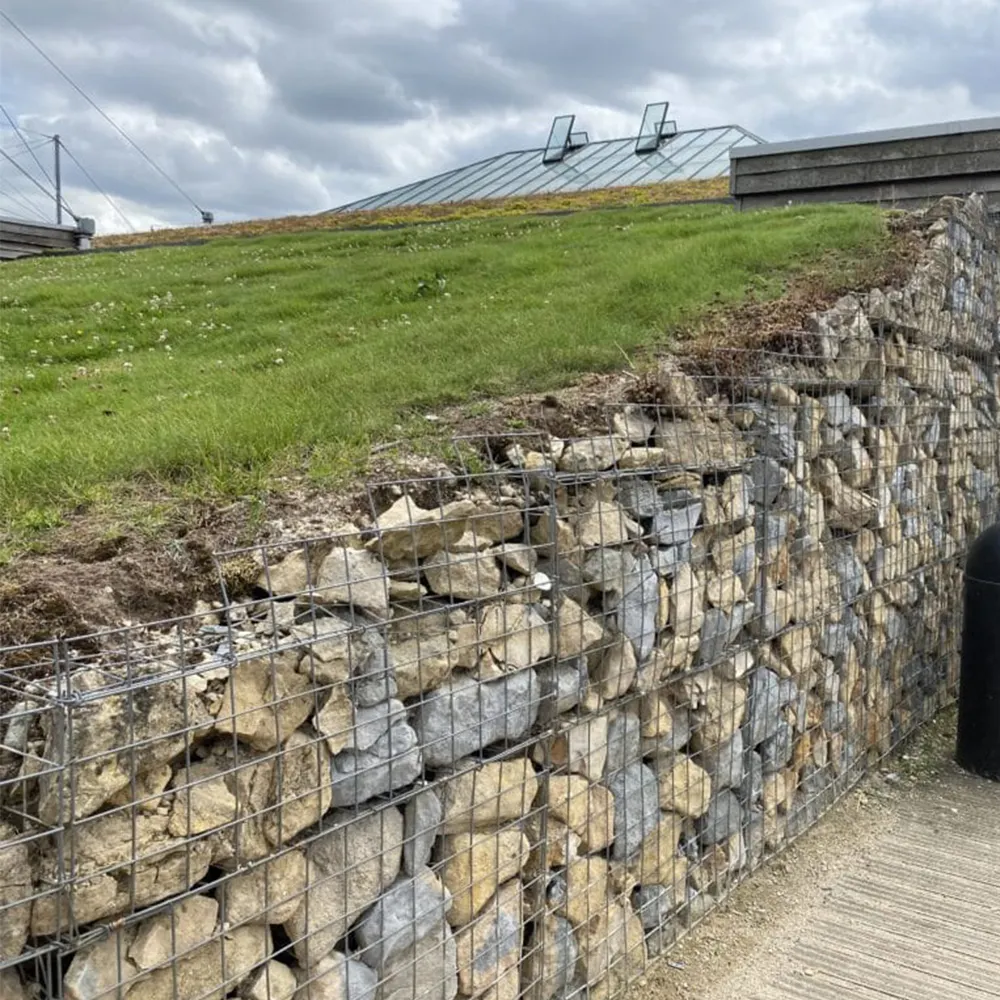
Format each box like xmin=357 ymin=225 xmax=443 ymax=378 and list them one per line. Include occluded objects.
xmin=0 ymin=195 xmax=997 ymax=1000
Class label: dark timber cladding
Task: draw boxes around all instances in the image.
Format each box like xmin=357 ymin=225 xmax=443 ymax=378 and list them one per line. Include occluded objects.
xmin=0 ymin=216 xmax=96 ymax=261
xmin=729 ymin=115 xmax=1000 ymax=210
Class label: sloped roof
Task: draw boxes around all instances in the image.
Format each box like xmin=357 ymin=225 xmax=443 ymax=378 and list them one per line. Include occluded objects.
xmin=331 ymin=123 xmax=764 ymax=213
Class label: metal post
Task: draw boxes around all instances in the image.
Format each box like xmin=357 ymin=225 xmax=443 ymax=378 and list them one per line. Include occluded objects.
xmin=54 ymin=134 xmax=62 ymax=225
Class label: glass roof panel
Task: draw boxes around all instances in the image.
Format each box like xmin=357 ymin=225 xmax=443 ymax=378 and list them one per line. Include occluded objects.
xmin=331 ymin=125 xmax=763 ymax=213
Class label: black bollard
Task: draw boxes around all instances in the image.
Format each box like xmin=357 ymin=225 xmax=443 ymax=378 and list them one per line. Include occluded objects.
xmin=956 ymin=523 xmax=1000 ymax=780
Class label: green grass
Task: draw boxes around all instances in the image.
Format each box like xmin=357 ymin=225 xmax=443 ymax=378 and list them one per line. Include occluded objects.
xmin=0 ymin=202 xmax=888 ymax=543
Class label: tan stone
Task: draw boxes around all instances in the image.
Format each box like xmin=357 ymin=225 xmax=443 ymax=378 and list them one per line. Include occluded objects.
xmin=558 ymin=436 xmax=630 ymax=473
xmin=439 ymin=759 xmax=539 ymax=834
xmin=575 ymin=900 xmax=646 ymax=1000
xmin=219 ymin=849 xmax=308 ymax=925
xmin=521 ymin=914 xmax=578 ymax=1000
xmin=573 ymin=500 xmax=639 ymax=548
xmin=64 ymin=925 xmax=140 ymax=999
xmin=129 ymin=894 xmax=219 ymax=972
xmin=0 ymin=823 xmax=31 ymax=961
xmin=814 ymin=458 xmax=877 ymax=531
xmin=215 ymin=653 xmax=315 ymax=751
xmin=627 ymin=813 xmax=686 ymax=887
xmin=691 ymin=678 xmax=747 ymax=747
xmin=454 ymin=880 xmax=523 ymax=1000
xmin=315 ymin=682 xmax=354 ymax=756
xmin=557 ymin=596 xmax=605 ymax=656
xmin=37 ymin=666 xmax=213 ymax=824
xmin=670 ymin=564 xmax=704 ymax=637
xmin=542 ymin=716 xmax=609 ymax=780
xmin=711 ymin=526 xmax=757 ymax=576
xmin=595 ymin=635 xmax=637 ymax=698
xmin=379 ymin=921 xmax=459 ymax=1000
xmin=258 ymin=549 xmax=313 ymax=596
xmin=657 ymin=576 xmax=671 ymax=630
xmin=32 ymin=812 xmax=213 ymax=935
xmin=657 ymin=759 xmax=712 ymax=818
xmin=106 ymin=763 xmax=174 ymax=814
xmin=639 ymin=694 xmax=674 ymax=739
xmin=779 ymin=625 xmax=816 ymax=677
xmin=547 ymin=775 xmax=614 ymax=852
xmin=245 ymin=961 xmax=297 ymax=1000
xmin=656 ymin=418 xmax=749 ymax=470
xmin=315 ymin=546 xmax=390 ymax=618
xmin=526 ymin=817 xmax=580 ymax=870
xmin=440 ymin=829 xmax=530 ymax=927
xmin=285 ymin=804 xmax=404 ymax=966
xmin=262 ymin=730 xmax=333 ymax=848
xmin=424 ymin=550 xmax=502 ymax=600
xmin=494 ymin=543 xmax=537 ymax=576
xmin=370 ymin=496 xmax=478 ymax=562
xmin=558 ymin=857 xmax=610 ymax=928
xmin=656 ymin=633 xmax=700 ymax=675
xmin=705 ymin=570 xmax=745 ymax=610
xmin=617 ymin=447 xmax=670 ymax=470
xmin=479 ymin=604 xmax=551 ymax=671
xmin=390 ymin=633 xmax=457 ymax=700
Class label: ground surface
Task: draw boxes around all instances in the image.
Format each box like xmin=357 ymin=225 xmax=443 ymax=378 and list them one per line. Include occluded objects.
xmin=628 ymin=711 xmax=1000 ymax=1000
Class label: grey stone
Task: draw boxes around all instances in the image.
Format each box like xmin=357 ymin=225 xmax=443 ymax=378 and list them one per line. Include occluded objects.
xmin=403 ymin=789 xmax=442 ymax=876
xmin=617 ymin=480 xmax=662 ymax=520
xmin=537 ymin=659 xmax=588 ymax=724
xmin=604 ymin=712 xmax=642 ymax=776
xmin=350 ymin=700 xmax=407 ymax=752
xmin=612 ymin=557 xmax=660 ymax=662
xmin=697 ymin=605 xmax=747 ymax=666
xmin=411 ymin=670 xmax=540 ymax=768
xmin=746 ymin=410 xmax=798 ymax=464
xmin=820 ymin=392 xmax=866 ymax=432
xmin=649 ymin=543 xmax=692 ymax=578
xmin=740 ymin=752 xmax=763 ymax=806
xmin=350 ymin=632 xmax=398 ymax=707
xmin=604 ymin=762 xmax=661 ymax=861
xmin=818 ymin=624 xmax=852 ymax=660
xmin=830 ymin=545 xmax=865 ymax=605
xmin=633 ymin=884 xmax=680 ymax=956
xmin=330 ymin=723 xmax=422 ymax=807
xmin=698 ymin=730 xmax=744 ymax=790
xmin=582 ymin=547 xmax=637 ymax=591
xmin=746 ymin=669 xmax=782 ymax=746
xmin=756 ymin=513 xmax=790 ymax=558
xmin=884 ymin=608 xmax=908 ymax=643
xmin=296 ymin=952 xmax=378 ymax=1000
xmin=760 ymin=720 xmax=793 ymax=775
xmin=650 ymin=502 xmax=702 ymax=547
xmin=697 ymin=791 xmax=742 ymax=846
xmin=823 ymin=702 xmax=848 ymax=734
xmin=378 ymin=921 xmax=458 ymax=1000
xmin=356 ymin=868 xmax=452 ymax=969
xmin=777 ymin=678 xmax=799 ymax=707
xmin=748 ymin=456 xmax=783 ymax=507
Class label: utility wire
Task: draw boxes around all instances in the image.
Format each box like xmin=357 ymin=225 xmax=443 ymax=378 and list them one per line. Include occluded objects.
xmin=0 ymin=187 xmax=50 ymax=222
xmin=60 ymin=141 xmax=136 ymax=233
xmin=0 ymin=8 xmax=208 ymax=219
xmin=0 ymin=101 xmax=55 ymax=190
xmin=0 ymin=147 xmax=72 ymax=217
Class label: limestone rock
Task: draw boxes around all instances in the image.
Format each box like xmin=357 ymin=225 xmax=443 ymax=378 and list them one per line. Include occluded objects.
xmin=628 ymin=813 xmax=686 ymax=887
xmin=315 ymin=546 xmax=391 ymax=618
xmin=547 ymin=775 xmax=614 ymax=852
xmin=220 ymin=849 xmax=308 ymax=926
xmin=439 ymin=828 xmax=530 ymax=927
xmin=705 ymin=571 xmax=745 ymax=610
xmin=424 ymin=550 xmax=502 ymax=600
xmin=656 ymin=419 xmax=748 ymax=470
xmin=64 ymin=925 xmax=139 ymax=999
xmin=657 ymin=758 xmax=712 ymax=818
xmin=746 ymin=668 xmax=783 ymax=746
xmin=378 ymin=920 xmax=458 ymax=1000
xmin=454 ymin=879 xmax=523 ymax=1000
xmin=412 ymin=671 xmax=540 ymax=768
xmin=285 ymin=804 xmax=404 ymax=967
xmin=479 ymin=604 xmax=551 ymax=671
xmin=525 ymin=817 xmax=580 ymax=869
xmin=558 ymin=436 xmax=629 ymax=472
xmin=129 ymin=894 xmax=219 ymax=973
xmin=697 ymin=791 xmax=742 ymax=846
xmin=258 ymin=549 xmax=313 ymax=596
xmin=604 ymin=762 xmax=660 ymax=861
xmin=390 ymin=633 xmax=456 ymax=701
xmin=356 ymin=868 xmax=452 ymax=969
xmin=263 ymin=730 xmax=334 ymax=845
xmin=370 ymin=497 xmax=477 ymax=562
xmin=690 ymin=676 xmax=747 ymax=747
xmin=604 ymin=712 xmax=642 ymax=776
xmin=575 ymin=900 xmax=646 ymax=1000
xmin=330 ymin=721 xmax=422 ymax=807
xmin=669 ymin=564 xmax=704 ymax=638
xmin=698 ymin=730 xmax=744 ymax=790
xmin=556 ymin=856 xmax=610 ymax=927
xmin=542 ymin=715 xmax=609 ymax=780
xmin=32 ymin=811 xmax=213 ymax=935
xmin=245 ymin=961 xmax=298 ymax=1000
xmin=404 ymin=788 xmax=443 ymax=875
xmin=37 ymin=666 xmax=212 ymax=824
xmin=595 ymin=635 xmax=637 ymax=699
xmin=439 ymin=759 xmax=538 ymax=834
xmin=521 ymin=915 xmax=578 ymax=1000
xmin=573 ymin=498 xmax=639 ymax=548
xmin=215 ymin=653 xmax=315 ymax=751
xmin=0 ymin=823 xmax=31 ymax=961
xmin=556 ymin=596 xmax=605 ymax=656
xmin=295 ymin=952 xmax=378 ymax=1000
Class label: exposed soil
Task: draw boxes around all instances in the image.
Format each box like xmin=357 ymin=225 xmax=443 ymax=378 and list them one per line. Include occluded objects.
xmin=0 ymin=208 xmax=928 ymax=653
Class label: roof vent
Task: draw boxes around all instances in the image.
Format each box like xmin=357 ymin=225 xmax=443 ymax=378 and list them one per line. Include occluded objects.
xmin=543 ymin=114 xmax=589 ymax=163
xmin=636 ymin=102 xmax=677 ymax=153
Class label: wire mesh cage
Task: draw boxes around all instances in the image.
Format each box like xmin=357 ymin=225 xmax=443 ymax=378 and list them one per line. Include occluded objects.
xmin=0 ymin=195 xmax=998 ymax=1000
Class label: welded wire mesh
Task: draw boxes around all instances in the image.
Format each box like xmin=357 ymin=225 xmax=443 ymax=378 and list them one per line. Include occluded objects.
xmin=0 ymin=195 xmax=997 ymax=1000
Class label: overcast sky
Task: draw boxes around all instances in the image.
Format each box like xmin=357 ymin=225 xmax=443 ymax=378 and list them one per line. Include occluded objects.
xmin=1 ymin=0 xmax=998 ymax=234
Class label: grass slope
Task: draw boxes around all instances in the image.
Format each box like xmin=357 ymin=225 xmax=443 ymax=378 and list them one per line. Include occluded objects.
xmin=1 ymin=201 xmax=888 ymax=549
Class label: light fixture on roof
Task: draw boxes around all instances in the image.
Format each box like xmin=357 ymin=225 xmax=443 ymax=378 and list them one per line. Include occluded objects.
xmin=636 ymin=102 xmax=678 ymax=154
xmin=542 ymin=114 xmax=589 ymax=163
